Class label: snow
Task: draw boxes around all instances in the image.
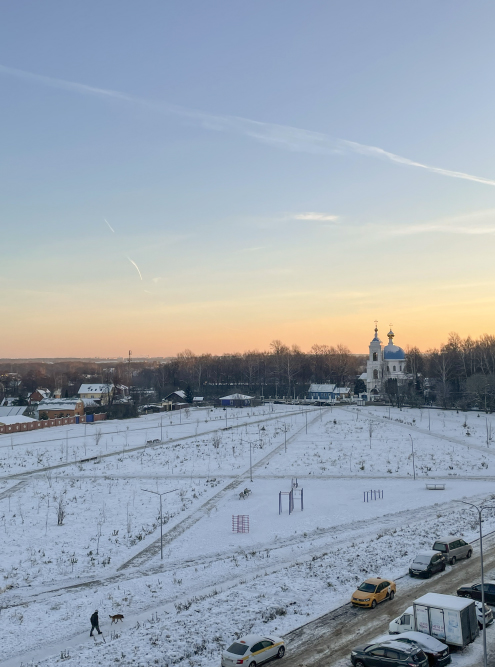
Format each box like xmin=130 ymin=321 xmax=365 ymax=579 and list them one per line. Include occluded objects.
xmin=0 ymin=415 xmax=35 ymax=424
xmin=414 ymin=592 xmax=475 ymax=611
xmin=0 ymin=403 xmax=494 ymax=666
xmin=372 ymin=631 xmax=449 ymax=652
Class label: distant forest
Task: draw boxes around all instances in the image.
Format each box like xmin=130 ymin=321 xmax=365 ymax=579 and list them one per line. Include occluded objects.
xmin=2 ymin=333 xmax=495 ymax=410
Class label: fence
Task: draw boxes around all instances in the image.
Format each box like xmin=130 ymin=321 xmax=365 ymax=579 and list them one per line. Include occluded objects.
xmin=0 ymin=413 xmax=107 ymax=435
xmin=363 ymin=490 xmax=384 ymax=502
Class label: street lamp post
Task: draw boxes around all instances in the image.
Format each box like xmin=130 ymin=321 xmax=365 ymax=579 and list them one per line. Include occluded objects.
xmin=458 ymin=500 xmax=495 ymax=667
xmin=142 ymin=488 xmax=178 ymax=560
xmin=250 ymin=441 xmax=252 ymax=482
xmin=409 ymin=434 xmax=416 ymax=480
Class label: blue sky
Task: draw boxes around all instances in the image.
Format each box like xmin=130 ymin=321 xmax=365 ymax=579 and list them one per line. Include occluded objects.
xmin=2 ymin=2 xmax=495 ymax=356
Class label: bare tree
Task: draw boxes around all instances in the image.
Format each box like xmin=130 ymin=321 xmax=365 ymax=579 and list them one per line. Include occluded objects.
xmin=56 ymin=495 xmax=66 ymax=526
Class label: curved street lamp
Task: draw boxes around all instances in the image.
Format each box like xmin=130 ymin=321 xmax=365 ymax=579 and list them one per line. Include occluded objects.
xmin=458 ymin=500 xmax=495 ymax=667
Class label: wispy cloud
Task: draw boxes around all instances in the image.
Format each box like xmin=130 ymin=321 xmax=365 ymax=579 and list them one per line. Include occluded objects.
xmin=294 ymin=212 xmax=339 ymax=222
xmin=389 ymin=209 xmax=495 ymax=236
xmin=2 ymin=63 xmax=495 ymax=187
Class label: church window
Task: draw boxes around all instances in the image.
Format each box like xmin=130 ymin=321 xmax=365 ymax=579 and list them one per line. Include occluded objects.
xmin=400 ymin=365 xmax=402 ymax=371
xmin=372 ymin=352 xmax=377 ymax=361
xmin=387 ymin=365 xmax=389 ymax=371
xmin=393 ymin=365 xmax=396 ymax=371
xmin=373 ymin=369 xmax=378 ymax=379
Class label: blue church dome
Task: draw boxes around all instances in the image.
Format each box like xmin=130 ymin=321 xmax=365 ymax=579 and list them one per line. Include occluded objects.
xmin=383 ymin=344 xmax=405 ymax=360
xmin=383 ymin=328 xmax=405 ymax=360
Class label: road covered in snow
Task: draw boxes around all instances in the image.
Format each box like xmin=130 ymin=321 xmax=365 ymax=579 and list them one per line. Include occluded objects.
xmin=0 ymin=404 xmax=494 ymax=667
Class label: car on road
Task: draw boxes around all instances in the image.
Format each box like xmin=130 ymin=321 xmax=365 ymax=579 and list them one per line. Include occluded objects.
xmin=475 ymin=600 xmax=494 ymax=628
xmin=431 ymin=536 xmax=472 ymax=564
xmin=372 ymin=632 xmax=450 ymax=666
xmin=221 ymin=634 xmax=285 ymax=667
xmin=409 ymin=551 xmax=446 ymax=578
xmin=457 ymin=580 xmax=495 ymax=605
xmin=350 ymin=640 xmax=428 ymax=667
xmin=351 ymin=577 xmax=396 ymax=608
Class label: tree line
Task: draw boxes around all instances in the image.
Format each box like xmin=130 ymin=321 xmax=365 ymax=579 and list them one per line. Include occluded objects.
xmin=403 ymin=332 xmax=495 ymax=410
xmin=3 ymin=331 xmax=495 ymax=410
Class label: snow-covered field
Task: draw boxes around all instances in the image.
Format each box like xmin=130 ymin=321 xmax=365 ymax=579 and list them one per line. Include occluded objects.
xmin=1 ymin=404 xmax=494 ymax=667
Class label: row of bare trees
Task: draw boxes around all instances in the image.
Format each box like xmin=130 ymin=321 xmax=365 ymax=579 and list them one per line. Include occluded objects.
xmin=149 ymin=341 xmax=364 ymax=399
xmin=404 ymin=333 xmax=495 ymax=409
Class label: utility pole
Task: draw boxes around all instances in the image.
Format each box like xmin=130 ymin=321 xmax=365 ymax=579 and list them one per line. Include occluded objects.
xmin=458 ymin=501 xmax=495 ymax=667
xmin=250 ymin=441 xmax=253 ymax=482
xmin=127 ymin=350 xmax=132 ymax=397
xmin=305 ymin=411 xmax=308 ymax=434
xmin=141 ymin=488 xmax=178 ymax=560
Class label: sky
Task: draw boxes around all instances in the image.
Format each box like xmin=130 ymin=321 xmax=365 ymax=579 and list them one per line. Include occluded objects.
xmin=2 ymin=1 xmax=495 ymax=358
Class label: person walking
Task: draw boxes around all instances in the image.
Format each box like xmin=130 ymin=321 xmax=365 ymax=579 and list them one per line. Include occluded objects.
xmin=90 ymin=609 xmax=102 ymax=636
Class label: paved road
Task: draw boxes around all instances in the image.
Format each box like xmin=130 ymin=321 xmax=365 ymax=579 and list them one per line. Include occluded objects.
xmin=283 ymin=537 xmax=495 ymax=667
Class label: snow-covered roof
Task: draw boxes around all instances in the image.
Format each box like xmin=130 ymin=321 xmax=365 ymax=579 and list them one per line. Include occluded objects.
xmin=0 ymin=398 xmax=17 ymax=406
xmin=193 ymin=397 xmax=204 ymax=401
xmin=414 ymin=593 xmax=474 ymax=611
xmin=220 ymin=393 xmax=253 ymax=400
xmin=359 ymin=372 xmax=367 ymax=380
xmin=81 ymin=398 xmax=98 ymax=407
xmin=308 ymin=384 xmax=336 ymax=392
xmin=0 ymin=415 xmax=35 ymax=425
xmin=78 ymin=384 xmax=114 ymax=394
xmin=38 ymin=399 xmax=82 ymax=410
xmin=333 ymin=387 xmax=351 ymax=394
xmin=0 ymin=406 xmax=27 ymax=417
xmin=31 ymin=388 xmax=51 ymax=399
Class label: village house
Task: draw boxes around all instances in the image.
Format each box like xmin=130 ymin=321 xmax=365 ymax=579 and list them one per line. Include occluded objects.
xmin=38 ymin=398 xmax=85 ymax=419
xmin=77 ymin=383 xmax=114 ymax=405
xmin=29 ymin=388 xmax=51 ymax=403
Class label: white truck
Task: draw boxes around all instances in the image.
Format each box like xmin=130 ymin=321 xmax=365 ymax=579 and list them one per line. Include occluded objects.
xmin=389 ymin=593 xmax=478 ymax=647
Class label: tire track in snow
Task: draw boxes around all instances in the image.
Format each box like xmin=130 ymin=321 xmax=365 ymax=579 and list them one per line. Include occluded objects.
xmin=0 ymin=479 xmax=27 ymax=500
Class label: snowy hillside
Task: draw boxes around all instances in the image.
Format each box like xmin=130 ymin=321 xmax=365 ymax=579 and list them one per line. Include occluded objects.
xmin=0 ymin=404 xmax=494 ymax=667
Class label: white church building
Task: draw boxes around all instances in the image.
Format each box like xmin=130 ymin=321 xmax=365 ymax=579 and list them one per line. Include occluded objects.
xmin=362 ymin=324 xmax=408 ymax=399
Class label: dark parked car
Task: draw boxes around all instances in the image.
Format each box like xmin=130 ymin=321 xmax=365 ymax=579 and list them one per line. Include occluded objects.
xmin=351 ymin=640 xmax=428 ymax=667
xmin=457 ymin=580 xmax=495 ymax=605
xmin=372 ymin=633 xmax=450 ymax=666
xmin=409 ymin=550 xmax=446 ymax=578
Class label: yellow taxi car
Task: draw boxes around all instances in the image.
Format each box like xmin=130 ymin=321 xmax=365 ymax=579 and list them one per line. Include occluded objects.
xmin=351 ymin=577 xmax=396 ymax=609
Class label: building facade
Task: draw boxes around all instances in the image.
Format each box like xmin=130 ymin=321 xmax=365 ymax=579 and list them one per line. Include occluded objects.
xmin=365 ymin=324 xmax=408 ymax=399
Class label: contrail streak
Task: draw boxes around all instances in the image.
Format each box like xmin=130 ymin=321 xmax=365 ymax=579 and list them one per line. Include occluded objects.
xmin=127 ymin=256 xmax=143 ymax=281
xmin=2 ymin=63 xmax=494 ymax=187
xmin=104 ymin=218 xmax=115 ymax=233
